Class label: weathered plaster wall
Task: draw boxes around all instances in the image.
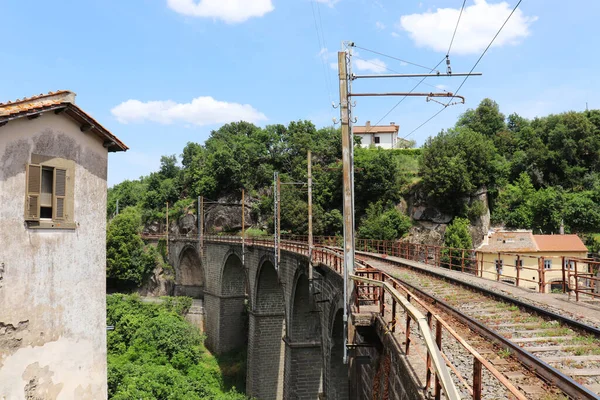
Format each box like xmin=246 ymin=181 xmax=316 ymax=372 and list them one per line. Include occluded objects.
xmin=0 ymin=113 xmax=108 ymax=399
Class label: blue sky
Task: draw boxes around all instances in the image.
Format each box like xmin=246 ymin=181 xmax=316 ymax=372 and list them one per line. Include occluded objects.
xmin=1 ymin=0 xmax=598 ymax=186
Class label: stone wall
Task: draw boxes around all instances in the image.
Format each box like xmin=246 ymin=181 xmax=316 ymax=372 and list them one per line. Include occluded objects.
xmin=0 ymin=114 xmax=109 ymax=399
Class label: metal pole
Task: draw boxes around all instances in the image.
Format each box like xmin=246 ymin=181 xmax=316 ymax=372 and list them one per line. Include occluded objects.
xmin=242 ymin=189 xmax=245 ymax=269
xmin=199 ymin=196 xmax=204 ymax=258
xmin=352 ymin=72 xmax=482 ymax=79
xmin=166 ymin=202 xmax=169 ymax=257
xmin=339 ymin=49 xmax=355 ymax=364
xmin=274 ymin=172 xmax=279 ymax=270
xmin=277 ymin=174 xmax=281 ymax=265
xmin=115 ymin=199 xmax=119 ymax=215
xmin=308 ymin=150 xmax=314 ymax=305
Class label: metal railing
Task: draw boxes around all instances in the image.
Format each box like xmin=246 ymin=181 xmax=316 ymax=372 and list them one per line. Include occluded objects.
xmin=351 ymin=273 xmax=461 ymax=400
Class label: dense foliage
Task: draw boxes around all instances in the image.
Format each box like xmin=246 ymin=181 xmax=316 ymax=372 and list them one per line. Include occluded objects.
xmin=106 ymin=207 xmax=158 ymax=286
xmin=421 ymin=98 xmax=600 ymax=240
xmin=107 ymin=294 xmax=247 ymax=400
xmin=108 ymin=120 xmax=418 ymax=237
xmin=357 ymin=201 xmax=411 ymax=240
xmin=108 ymin=99 xmax=600 ymax=249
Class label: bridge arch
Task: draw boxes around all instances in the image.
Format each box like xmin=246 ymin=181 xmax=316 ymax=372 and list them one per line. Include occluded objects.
xmin=285 ymin=271 xmax=323 ymax=399
xmin=174 ymin=245 xmax=205 ymax=298
xmin=205 ymin=250 xmax=248 ymax=354
xmin=247 ymin=256 xmax=286 ymax=399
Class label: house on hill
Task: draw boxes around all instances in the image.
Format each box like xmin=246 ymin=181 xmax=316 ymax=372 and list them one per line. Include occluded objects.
xmin=476 ymin=230 xmax=588 ymax=292
xmin=353 ymin=121 xmax=399 ymax=149
xmin=0 ymin=91 xmax=127 ymax=398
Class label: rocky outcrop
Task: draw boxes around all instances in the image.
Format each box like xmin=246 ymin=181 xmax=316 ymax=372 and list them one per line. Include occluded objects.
xmin=404 ymin=186 xmax=490 ymax=248
xmin=137 ymin=265 xmax=174 ymax=297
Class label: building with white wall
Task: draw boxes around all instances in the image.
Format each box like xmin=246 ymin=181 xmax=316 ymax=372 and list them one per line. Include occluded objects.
xmin=0 ymin=91 xmax=127 ymax=399
xmin=353 ymin=121 xmax=399 ymax=149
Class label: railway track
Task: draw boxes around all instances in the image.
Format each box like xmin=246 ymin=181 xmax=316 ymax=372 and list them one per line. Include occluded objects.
xmin=354 ymin=250 xmax=600 ymax=399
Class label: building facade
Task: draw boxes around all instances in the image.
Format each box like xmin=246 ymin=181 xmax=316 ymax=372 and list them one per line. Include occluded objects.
xmin=476 ymin=230 xmax=588 ymax=292
xmin=353 ymin=121 xmax=399 ymax=149
xmin=0 ymin=91 xmax=127 ymax=399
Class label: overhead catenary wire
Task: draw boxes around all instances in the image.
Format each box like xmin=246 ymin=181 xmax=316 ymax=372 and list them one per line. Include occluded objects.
xmin=310 ymin=0 xmax=335 ymax=109
xmin=352 ymin=44 xmax=439 ymax=73
xmin=363 ymin=56 xmax=447 ymax=133
xmin=403 ymin=0 xmax=525 ymax=139
xmin=352 ymin=56 xmax=449 ymax=93
xmin=447 ymin=0 xmax=467 ymax=56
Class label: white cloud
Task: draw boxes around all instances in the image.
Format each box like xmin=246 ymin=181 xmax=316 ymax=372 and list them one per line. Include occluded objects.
xmin=167 ymin=0 xmax=274 ymax=23
xmin=375 ymin=21 xmax=386 ymax=30
xmin=399 ymin=0 xmax=537 ymax=55
xmin=391 ymin=32 xmax=400 ymax=38
xmin=354 ymin=57 xmax=388 ymax=73
xmin=111 ymin=96 xmax=267 ymax=126
xmin=315 ymin=0 xmax=340 ymax=7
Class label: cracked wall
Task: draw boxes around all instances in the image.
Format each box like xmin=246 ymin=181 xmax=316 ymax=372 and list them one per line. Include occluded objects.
xmin=0 ymin=113 xmax=109 ymax=399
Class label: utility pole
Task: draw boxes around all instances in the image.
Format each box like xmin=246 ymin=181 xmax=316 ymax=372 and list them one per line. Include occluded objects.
xmin=166 ymin=202 xmax=169 ymax=257
xmin=198 ymin=196 xmax=204 ymax=258
xmin=115 ymin=199 xmax=119 ymax=215
xmin=338 ymin=49 xmax=355 ymax=365
xmin=242 ymin=189 xmax=245 ymax=269
xmin=335 ymin=41 xmax=481 ymax=366
xmin=274 ymin=172 xmax=280 ymax=270
xmin=307 ymin=150 xmax=314 ymax=295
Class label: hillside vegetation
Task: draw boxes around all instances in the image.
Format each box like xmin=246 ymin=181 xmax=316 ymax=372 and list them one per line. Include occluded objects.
xmin=107 ymin=294 xmax=247 ymax=399
xmin=108 ymin=99 xmax=600 ymax=286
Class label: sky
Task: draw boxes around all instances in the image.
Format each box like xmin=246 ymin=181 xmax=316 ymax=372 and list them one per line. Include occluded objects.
xmin=1 ymin=0 xmax=599 ymax=186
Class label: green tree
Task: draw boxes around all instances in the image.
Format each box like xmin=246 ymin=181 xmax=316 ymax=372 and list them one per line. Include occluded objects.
xmin=357 ymin=201 xmax=411 ymax=241
xmin=530 ymin=187 xmax=564 ymax=233
xmin=457 ymin=98 xmax=506 ymax=138
xmin=492 ymin=173 xmax=535 ymax=228
xmin=106 ymin=207 xmax=157 ymax=286
xmin=441 ymin=217 xmax=473 ymax=270
xmin=419 ymin=127 xmax=504 ymax=214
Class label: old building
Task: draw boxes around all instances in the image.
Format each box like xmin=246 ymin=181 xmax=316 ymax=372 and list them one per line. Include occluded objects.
xmin=0 ymin=91 xmax=127 ymax=398
xmin=476 ymin=230 xmax=588 ymax=292
xmin=353 ymin=121 xmax=399 ymax=149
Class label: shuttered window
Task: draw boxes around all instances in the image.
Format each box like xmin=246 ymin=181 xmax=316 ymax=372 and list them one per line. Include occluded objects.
xmin=25 ymin=157 xmax=75 ymax=229
xmin=26 ymin=164 xmax=42 ymax=220
xmin=54 ymin=169 xmax=67 ymax=220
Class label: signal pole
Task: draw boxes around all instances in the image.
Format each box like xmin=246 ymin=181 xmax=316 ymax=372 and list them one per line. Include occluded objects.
xmin=338 ymin=49 xmax=355 ymax=365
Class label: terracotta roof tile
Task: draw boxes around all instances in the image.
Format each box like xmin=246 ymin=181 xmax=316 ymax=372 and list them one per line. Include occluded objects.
xmin=533 ymin=235 xmax=588 ymax=252
xmin=0 ymin=91 xmax=127 ymax=152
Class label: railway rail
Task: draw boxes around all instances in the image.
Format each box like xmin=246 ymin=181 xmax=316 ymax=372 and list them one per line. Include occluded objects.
xmin=352 ymin=250 xmax=600 ymax=399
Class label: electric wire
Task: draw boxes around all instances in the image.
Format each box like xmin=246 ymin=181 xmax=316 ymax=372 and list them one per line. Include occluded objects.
xmin=447 ymin=0 xmax=467 ymax=56
xmin=364 ymin=56 xmax=447 ymax=133
xmin=310 ymin=0 xmax=335 ymax=110
xmin=352 ymin=44 xmax=439 ymax=72
xmin=352 ymin=56 xmax=449 ymax=93
xmin=403 ymin=0 xmax=524 ymax=139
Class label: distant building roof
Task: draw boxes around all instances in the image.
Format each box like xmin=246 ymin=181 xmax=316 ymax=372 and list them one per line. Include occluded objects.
xmin=0 ymin=91 xmax=128 ymax=152
xmin=477 ymin=230 xmax=588 ymax=253
xmin=533 ymin=234 xmax=588 ymax=252
xmin=477 ymin=231 xmax=537 ymax=253
xmin=353 ymin=120 xmax=399 ymax=134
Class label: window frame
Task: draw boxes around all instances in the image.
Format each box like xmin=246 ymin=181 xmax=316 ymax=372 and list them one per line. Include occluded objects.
xmin=544 ymin=259 xmax=552 ymax=270
xmin=25 ymin=155 xmax=75 ymax=230
xmin=374 ymin=136 xmax=380 ymax=144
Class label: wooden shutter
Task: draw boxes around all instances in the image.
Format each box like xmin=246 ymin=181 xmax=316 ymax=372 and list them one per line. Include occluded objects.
xmin=53 ymin=168 xmax=67 ymax=220
xmin=26 ymin=164 xmax=42 ymax=220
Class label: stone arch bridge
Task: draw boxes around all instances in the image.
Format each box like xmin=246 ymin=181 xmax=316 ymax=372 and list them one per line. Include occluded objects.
xmin=168 ymin=236 xmax=349 ymax=400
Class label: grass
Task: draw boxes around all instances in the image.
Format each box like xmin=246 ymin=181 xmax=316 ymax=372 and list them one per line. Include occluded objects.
xmin=498 ymin=348 xmax=511 ymax=358
xmin=539 ymin=327 xmax=571 ymax=337
xmin=216 ymin=348 xmax=248 ymax=393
